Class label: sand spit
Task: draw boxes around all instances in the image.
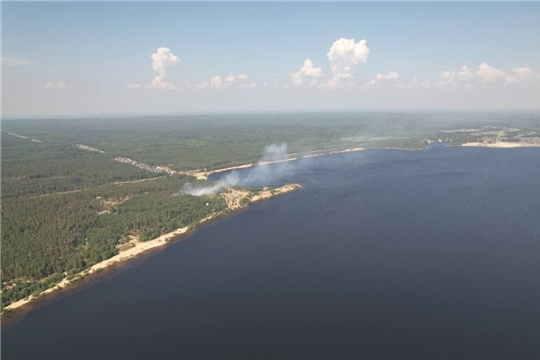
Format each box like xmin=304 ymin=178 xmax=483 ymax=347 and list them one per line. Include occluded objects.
xmin=222 ymin=183 xmax=301 ymax=210
xmin=461 ymin=142 xmax=540 ymax=148
xmin=3 ymin=183 xmax=301 ymax=313
xmin=251 ymin=183 xmax=301 ymax=202
xmin=190 ymin=147 xmax=365 ymax=180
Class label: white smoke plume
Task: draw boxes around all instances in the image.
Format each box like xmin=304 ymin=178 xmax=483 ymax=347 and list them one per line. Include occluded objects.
xmin=180 ymin=143 xmax=297 ymax=196
xmin=180 ymin=181 xmax=227 ymax=197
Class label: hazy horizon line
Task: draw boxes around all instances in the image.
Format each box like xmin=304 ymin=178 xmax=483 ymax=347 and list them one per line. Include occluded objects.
xmin=3 ymin=109 xmax=540 ymax=121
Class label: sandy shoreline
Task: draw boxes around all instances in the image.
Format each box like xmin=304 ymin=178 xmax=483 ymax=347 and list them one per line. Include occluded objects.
xmin=8 ymin=141 xmax=536 ymax=313
xmin=3 ymin=183 xmax=301 ymax=313
xmin=5 ymin=143 xmax=339 ymax=313
xmin=4 ymin=226 xmax=191 ymax=312
xmin=4 ymin=145 xmax=364 ymax=313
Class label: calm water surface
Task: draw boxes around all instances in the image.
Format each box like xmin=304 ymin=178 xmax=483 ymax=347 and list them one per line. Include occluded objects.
xmin=3 ymin=145 xmax=540 ymax=359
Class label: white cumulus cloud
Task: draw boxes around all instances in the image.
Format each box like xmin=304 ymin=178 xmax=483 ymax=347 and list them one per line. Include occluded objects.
xmin=45 ymin=81 xmax=67 ymax=89
xmin=476 ymin=62 xmax=507 ymax=83
xmin=365 ymin=72 xmax=400 ymax=86
xmin=437 ymin=63 xmax=533 ymax=87
xmin=475 ymin=63 xmax=534 ymax=84
xmin=512 ymin=67 xmax=533 ymax=80
xmin=396 ymin=77 xmax=445 ymax=89
xmin=386 ymin=63 xmax=535 ymax=91
xmin=291 ymin=59 xmax=325 ymax=87
xmin=441 ymin=66 xmax=473 ymax=86
xmin=239 ymin=83 xmax=257 ymax=88
xmin=324 ymin=37 xmax=370 ymax=88
xmin=1 ymin=57 xmax=35 ymax=66
xmin=191 ymin=73 xmax=254 ymax=90
xmin=127 ymin=47 xmax=179 ymax=89
xmin=190 ymin=76 xmax=228 ymax=90
xmin=149 ymin=47 xmax=179 ymax=89
xmin=210 ymin=76 xmax=227 ymax=89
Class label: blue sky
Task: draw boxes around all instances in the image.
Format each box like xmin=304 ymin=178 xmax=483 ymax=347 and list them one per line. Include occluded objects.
xmin=2 ymin=2 xmax=540 ymax=117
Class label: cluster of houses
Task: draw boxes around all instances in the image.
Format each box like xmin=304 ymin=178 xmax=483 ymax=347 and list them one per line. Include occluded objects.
xmin=3 ymin=279 xmax=36 ymax=291
xmin=519 ymin=136 xmax=540 ymax=144
xmin=7 ymin=131 xmax=42 ymax=143
xmin=113 ymin=157 xmax=176 ymax=174
xmin=75 ymin=144 xmax=105 ymax=153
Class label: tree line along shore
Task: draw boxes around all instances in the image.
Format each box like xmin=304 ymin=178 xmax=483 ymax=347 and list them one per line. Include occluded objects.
xmin=2 ymin=182 xmax=300 ymax=313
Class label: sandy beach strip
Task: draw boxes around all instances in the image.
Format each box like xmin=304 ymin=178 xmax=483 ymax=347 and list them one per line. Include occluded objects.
xmin=3 ymin=226 xmax=192 ymax=312
xmin=3 ymin=183 xmax=301 ymax=313
xmin=461 ymin=142 xmax=540 ymax=148
xmin=251 ymin=183 xmax=301 ymax=202
xmin=191 ymin=147 xmax=365 ymax=180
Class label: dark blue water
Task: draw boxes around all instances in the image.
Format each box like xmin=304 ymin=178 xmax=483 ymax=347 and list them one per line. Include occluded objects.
xmin=3 ymin=145 xmax=540 ymax=359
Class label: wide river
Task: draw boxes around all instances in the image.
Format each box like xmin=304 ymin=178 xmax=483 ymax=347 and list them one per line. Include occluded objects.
xmin=3 ymin=145 xmax=540 ymax=359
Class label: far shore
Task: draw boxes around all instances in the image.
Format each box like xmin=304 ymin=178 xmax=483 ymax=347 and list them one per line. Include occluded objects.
xmin=461 ymin=142 xmax=540 ymax=148
xmin=189 ymin=147 xmax=365 ymax=180
xmin=2 ymin=183 xmax=301 ymax=314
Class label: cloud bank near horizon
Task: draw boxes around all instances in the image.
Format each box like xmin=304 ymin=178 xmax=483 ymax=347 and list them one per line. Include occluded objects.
xmin=3 ymin=42 xmax=538 ymax=117
xmin=122 ymin=39 xmax=535 ymax=93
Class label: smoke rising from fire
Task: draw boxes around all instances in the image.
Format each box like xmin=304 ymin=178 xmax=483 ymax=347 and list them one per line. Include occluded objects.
xmin=181 ymin=143 xmax=298 ymax=196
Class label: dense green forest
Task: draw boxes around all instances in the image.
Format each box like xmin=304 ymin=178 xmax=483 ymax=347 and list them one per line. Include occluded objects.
xmin=1 ymin=135 xmax=163 ymax=199
xmin=4 ymin=113 xmax=540 ymax=173
xmin=1 ymin=174 xmax=227 ymax=308
xmin=2 ymin=112 xmax=539 ymax=310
